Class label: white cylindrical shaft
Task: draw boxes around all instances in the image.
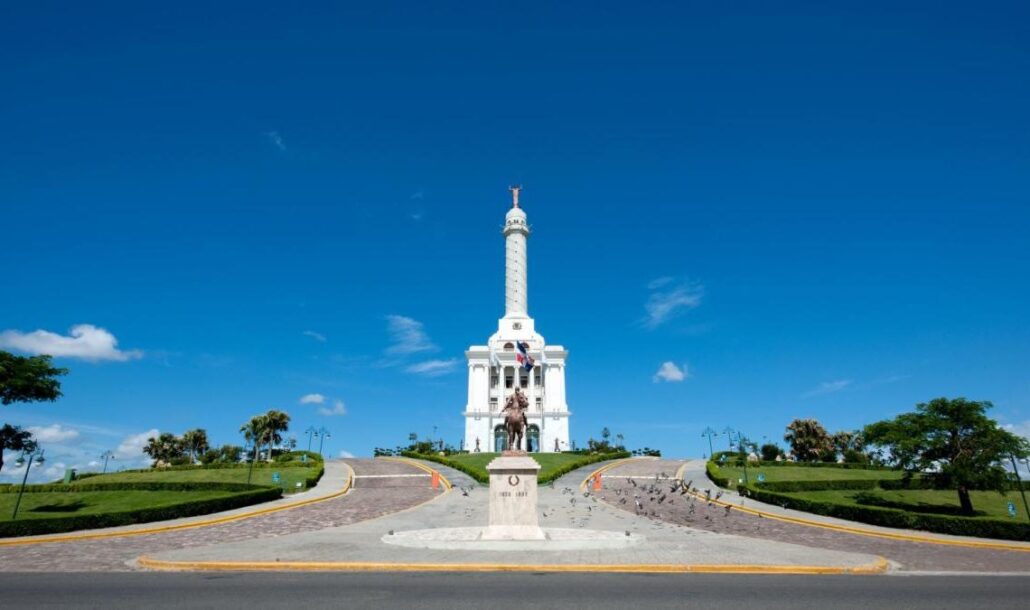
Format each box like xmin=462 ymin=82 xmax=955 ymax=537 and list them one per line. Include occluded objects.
xmin=505 ymin=229 xmax=528 ymax=316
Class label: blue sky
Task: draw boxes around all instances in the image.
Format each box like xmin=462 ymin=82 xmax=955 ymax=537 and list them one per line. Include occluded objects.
xmin=2 ymin=2 xmax=1029 ymax=480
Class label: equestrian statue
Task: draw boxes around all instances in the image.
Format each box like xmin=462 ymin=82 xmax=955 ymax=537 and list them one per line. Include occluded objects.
xmin=500 ymin=386 xmax=529 ymax=452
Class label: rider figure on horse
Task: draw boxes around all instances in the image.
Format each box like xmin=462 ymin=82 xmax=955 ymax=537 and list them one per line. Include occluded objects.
xmin=500 ymin=386 xmax=529 ymax=451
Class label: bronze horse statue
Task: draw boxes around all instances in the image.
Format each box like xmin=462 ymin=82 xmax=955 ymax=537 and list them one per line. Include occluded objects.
xmin=501 ymin=387 xmax=529 ymax=451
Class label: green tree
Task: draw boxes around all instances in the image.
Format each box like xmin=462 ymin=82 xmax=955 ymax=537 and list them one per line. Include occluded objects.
xmin=181 ymin=428 xmax=210 ymax=463
xmin=0 ymin=423 xmax=37 ymax=474
xmin=0 ymin=352 xmax=68 ymax=405
xmin=760 ymin=443 xmax=781 ymax=462
xmin=864 ymin=397 xmax=1030 ymax=515
xmin=262 ymin=410 xmax=291 ymax=459
xmin=143 ymin=432 xmax=185 ymax=465
xmin=784 ymin=418 xmax=832 ymax=462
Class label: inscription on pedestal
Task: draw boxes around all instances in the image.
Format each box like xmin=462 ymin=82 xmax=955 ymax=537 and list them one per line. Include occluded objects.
xmin=481 ymin=455 xmax=545 ymax=540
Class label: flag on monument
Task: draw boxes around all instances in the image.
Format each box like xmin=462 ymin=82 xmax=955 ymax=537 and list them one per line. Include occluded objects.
xmin=516 ymin=341 xmax=534 ymax=371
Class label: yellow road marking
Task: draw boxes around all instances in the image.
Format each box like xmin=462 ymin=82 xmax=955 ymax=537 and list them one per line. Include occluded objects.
xmin=380 ymin=457 xmax=452 ymax=491
xmin=579 ymin=457 xmax=652 ymax=491
xmin=0 ymin=463 xmax=355 ymax=547
xmin=669 ymin=462 xmax=1030 ymax=553
xmin=136 ymin=554 xmax=890 ymax=575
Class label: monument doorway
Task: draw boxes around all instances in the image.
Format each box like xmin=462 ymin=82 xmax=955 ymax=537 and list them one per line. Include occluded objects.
xmin=493 ymin=425 xmax=506 ymax=453
xmin=527 ymin=425 xmax=540 ymax=452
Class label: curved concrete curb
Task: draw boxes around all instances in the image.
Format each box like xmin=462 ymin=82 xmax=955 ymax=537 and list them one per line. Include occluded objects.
xmin=380 ymin=457 xmax=453 ymax=490
xmin=0 ymin=463 xmax=355 ymax=547
xmin=579 ymin=457 xmax=653 ymax=491
xmin=673 ymin=462 xmax=1030 ymax=553
xmin=136 ymin=554 xmax=891 ymax=575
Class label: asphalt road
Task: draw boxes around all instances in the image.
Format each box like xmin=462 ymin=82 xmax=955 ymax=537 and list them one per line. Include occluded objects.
xmin=1 ymin=573 xmax=1026 ymax=609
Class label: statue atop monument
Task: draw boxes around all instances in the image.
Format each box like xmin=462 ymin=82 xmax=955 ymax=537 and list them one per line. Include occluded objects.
xmin=500 ymin=386 xmax=529 ymax=453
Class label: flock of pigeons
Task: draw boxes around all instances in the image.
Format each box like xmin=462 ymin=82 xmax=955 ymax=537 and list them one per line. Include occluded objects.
xmin=453 ymin=471 xmax=742 ymax=530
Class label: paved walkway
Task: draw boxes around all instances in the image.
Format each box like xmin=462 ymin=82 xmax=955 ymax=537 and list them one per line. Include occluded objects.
xmin=140 ymin=459 xmax=886 ymax=573
xmin=594 ymin=459 xmax=1030 ymax=574
xmin=0 ymin=459 xmax=441 ymax=571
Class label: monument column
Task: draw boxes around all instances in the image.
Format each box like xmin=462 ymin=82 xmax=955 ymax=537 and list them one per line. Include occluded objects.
xmin=504 ymin=185 xmax=529 ymax=317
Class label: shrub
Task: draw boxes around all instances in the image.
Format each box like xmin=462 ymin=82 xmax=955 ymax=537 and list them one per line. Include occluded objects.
xmin=0 ymin=487 xmax=282 ymax=538
xmin=706 ymin=461 xmax=729 ymax=487
xmin=760 ymin=443 xmax=781 ymax=462
xmin=745 ymin=485 xmax=1030 ymax=542
xmin=0 ymin=481 xmax=276 ymax=494
xmin=755 ymin=479 xmax=880 ymax=492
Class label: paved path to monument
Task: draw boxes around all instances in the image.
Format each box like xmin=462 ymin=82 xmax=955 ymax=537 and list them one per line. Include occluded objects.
xmin=0 ymin=459 xmax=441 ymax=571
xmin=139 ymin=459 xmax=887 ymax=572
xmin=595 ymin=458 xmax=1030 ymax=574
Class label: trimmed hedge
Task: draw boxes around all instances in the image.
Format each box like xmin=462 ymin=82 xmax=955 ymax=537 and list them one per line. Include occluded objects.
xmin=754 ymin=479 xmax=881 ymax=492
xmin=744 ymin=485 xmax=1030 ymax=542
xmin=400 ymin=451 xmax=632 ymax=485
xmin=538 ymin=451 xmax=631 ymax=484
xmin=706 ymin=461 xmax=729 ymax=487
xmin=0 ymin=487 xmax=282 ymax=538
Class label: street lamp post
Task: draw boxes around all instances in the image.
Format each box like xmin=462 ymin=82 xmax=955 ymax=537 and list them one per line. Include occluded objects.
xmin=701 ymin=427 xmax=717 ymax=459
xmin=245 ymin=442 xmax=256 ymax=485
xmin=722 ymin=426 xmax=736 ymax=451
xmin=305 ymin=426 xmax=317 ymax=452
xmin=317 ymin=427 xmax=330 ymax=457
xmin=100 ymin=450 xmax=115 ymax=474
xmin=11 ymin=448 xmax=45 ymax=520
xmin=737 ymin=432 xmax=751 ymax=487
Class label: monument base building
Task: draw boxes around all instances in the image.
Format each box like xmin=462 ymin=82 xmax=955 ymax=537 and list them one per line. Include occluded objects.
xmin=463 ymin=188 xmax=571 ymax=453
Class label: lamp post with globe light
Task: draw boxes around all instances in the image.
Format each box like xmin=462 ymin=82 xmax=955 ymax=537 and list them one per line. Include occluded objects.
xmin=11 ymin=447 xmax=45 ymax=520
xmin=100 ymin=450 xmax=115 ymax=474
xmin=316 ymin=427 xmax=330 ymax=457
xmin=701 ymin=427 xmax=717 ymax=459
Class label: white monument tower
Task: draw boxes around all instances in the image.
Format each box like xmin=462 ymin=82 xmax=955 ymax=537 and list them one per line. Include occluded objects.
xmin=463 ymin=186 xmax=570 ymax=453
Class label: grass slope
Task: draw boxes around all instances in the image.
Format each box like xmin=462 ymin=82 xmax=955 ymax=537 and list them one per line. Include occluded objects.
xmin=0 ymin=490 xmax=237 ymax=522
xmin=73 ymin=466 xmax=316 ymax=493
xmin=716 ymin=465 xmax=904 ymax=483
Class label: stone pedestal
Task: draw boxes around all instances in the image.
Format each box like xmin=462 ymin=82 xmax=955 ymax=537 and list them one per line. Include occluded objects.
xmin=481 ymin=455 xmax=545 ymax=540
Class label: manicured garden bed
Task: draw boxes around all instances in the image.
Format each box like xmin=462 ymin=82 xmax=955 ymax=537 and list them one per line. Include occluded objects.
xmin=401 ymin=451 xmax=630 ymax=484
xmin=706 ymin=461 xmax=1030 ymax=541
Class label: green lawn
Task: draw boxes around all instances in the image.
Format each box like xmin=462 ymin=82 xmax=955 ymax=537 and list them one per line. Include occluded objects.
xmin=717 ymin=465 xmax=905 ymax=484
xmin=71 ymin=466 xmax=319 ymax=493
xmin=0 ymin=490 xmax=237 ymax=522
xmin=425 ymin=452 xmax=622 ymax=483
xmin=784 ymin=489 xmax=1029 ymax=522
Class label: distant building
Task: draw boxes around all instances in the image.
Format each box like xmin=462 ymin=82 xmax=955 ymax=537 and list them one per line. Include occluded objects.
xmin=463 ymin=187 xmax=570 ymax=453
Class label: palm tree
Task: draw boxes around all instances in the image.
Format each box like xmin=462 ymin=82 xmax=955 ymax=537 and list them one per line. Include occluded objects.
xmin=181 ymin=428 xmax=210 ymax=464
xmin=262 ymin=410 xmax=291 ymax=460
xmin=784 ymin=418 xmax=831 ymax=462
xmin=241 ymin=415 xmax=268 ymax=463
xmin=143 ymin=432 xmax=184 ymax=465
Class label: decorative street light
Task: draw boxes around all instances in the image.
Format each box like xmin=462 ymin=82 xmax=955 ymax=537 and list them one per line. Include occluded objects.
xmin=100 ymin=450 xmax=115 ymax=474
xmin=244 ymin=441 xmax=256 ymax=485
xmin=317 ymin=427 xmax=330 ymax=457
xmin=305 ymin=426 xmax=318 ymax=452
xmin=722 ymin=426 xmax=737 ymax=450
xmin=12 ymin=447 xmax=45 ymax=520
xmin=1009 ymin=455 xmax=1030 ymax=523
xmin=701 ymin=427 xmax=718 ymax=459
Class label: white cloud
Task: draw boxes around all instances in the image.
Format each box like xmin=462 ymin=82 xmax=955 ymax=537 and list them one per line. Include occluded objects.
xmin=802 ymin=379 xmax=853 ymax=398
xmin=27 ymin=424 xmax=80 ymax=443
xmin=653 ymin=361 xmax=688 ymax=383
xmin=406 ymin=359 xmax=458 ymax=377
xmin=116 ymin=428 xmax=159 ymax=460
xmin=643 ymin=279 xmax=703 ymax=329
xmin=299 ymin=393 xmax=326 ymax=405
xmin=302 ymin=330 xmax=327 ymax=342
xmin=42 ymin=461 xmax=68 ymax=480
xmin=385 ymin=315 xmax=436 ymax=355
xmin=266 ymin=130 xmax=286 ymax=151
xmin=1003 ymin=421 xmax=1030 ymax=442
xmin=338 ymin=450 xmax=355 ymax=458
xmin=318 ymin=399 xmax=347 ymax=416
xmin=0 ymin=324 xmax=142 ymax=362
